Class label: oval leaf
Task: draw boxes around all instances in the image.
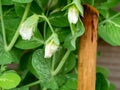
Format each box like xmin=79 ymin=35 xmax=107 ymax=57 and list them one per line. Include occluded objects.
xmin=32 ymin=49 xmax=58 ymax=89
xmin=99 ymin=15 xmax=120 ymax=46
xmin=0 ymin=71 xmax=21 ymax=89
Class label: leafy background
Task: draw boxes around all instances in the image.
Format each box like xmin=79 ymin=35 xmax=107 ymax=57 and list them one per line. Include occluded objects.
xmin=0 ymin=0 xmax=120 ymax=90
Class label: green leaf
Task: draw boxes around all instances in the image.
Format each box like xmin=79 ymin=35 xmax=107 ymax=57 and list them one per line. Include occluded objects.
xmin=52 ymin=47 xmax=66 ymax=70
xmin=19 ymin=52 xmax=32 ymax=71
xmin=96 ymin=73 xmax=109 ymax=90
xmin=32 ymin=49 xmax=51 ymax=79
xmin=96 ymin=66 xmax=109 ymax=78
xmin=11 ymin=86 xmax=29 ymax=90
xmin=1 ymin=13 xmax=21 ymax=43
xmin=60 ymin=74 xmax=77 ymax=90
xmin=49 ymin=11 xmax=69 ymax=27
xmin=1 ymin=0 xmax=13 ymax=5
xmin=63 ymin=53 xmax=76 ymax=73
xmin=0 ymin=36 xmax=19 ymax=64
xmin=55 ymin=74 xmax=66 ymax=87
xmin=101 ymin=0 xmax=120 ymax=9
xmin=99 ymin=15 xmax=120 ymax=46
xmin=108 ymin=83 xmax=116 ymax=90
xmin=35 ymin=0 xmax=49 ymax=10
xmin=32 ymin=49 xmax=58 ymax=89
xmin=14 ymin=3 xmax=26 ymax=17
xmin=28 ymin=58 xmax=40 ymax=79
xmin=15 ymin=30 xmax=44 ymax=49
xmin=73 ymin=0 xmax=83 ymax=16
xmin=0 ymin=71 xmax=21 ymax=89
xmin=30 ymin=1 xmax=42 ymax=14
xmin=62 ymin=0 xmax=83 ymax=16
xmin=55 ymin=28 xmax=70 ymax=42
xmin=12 ymin=0 xmax=33 ymax=3
xmin=0 ymin=44 xmax=19 ymax=64
xmin=82 ymin=0 xmax=94 ymax=5
xmin=44 ymin=77 xmax=58 ymax=90
xmin=64 ymin=19 xmax=84 ymax=51
xmin=64 ymin=34 xmax=76 ymax=50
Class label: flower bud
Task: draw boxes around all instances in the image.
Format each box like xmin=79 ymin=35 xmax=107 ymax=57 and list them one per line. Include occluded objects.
xmin=44 ymin=34 xmax=59 ymax=58
xmin=19 ymin=14 xmax=39 ymax=40
xmin=68 ymin=5 xmax=79 ymax=24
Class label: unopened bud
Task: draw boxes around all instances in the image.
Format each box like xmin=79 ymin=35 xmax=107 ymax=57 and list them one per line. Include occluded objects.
xmin=19 ymin=14 xmax=39 ymax=40
xmin=44 ymin=34 xmax=59 ymax=58
xmin=45 ymin=40 xmax=59 ymax=58
xmin=68 ymin=5 xmax=79 ymax=24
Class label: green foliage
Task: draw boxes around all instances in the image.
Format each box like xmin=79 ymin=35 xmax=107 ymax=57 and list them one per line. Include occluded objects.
xmin=62 ymin=53 xmax=76 ymax=73
xmin=97 ymin=66 xmax=109 ymax=78
xmin=15 ymin=30 xmax=44 ymax=49
xmin=32 ymin=49 xmax=58 ymax=89
xmin=0 ymin=71 xmax=21 ymax=89
xmin=96 ymin=73 xmax=109 ymax=90
xmin=11 ymin=86 xmax=29 ymax=90
xmin=0 ymin=0 xmax=118 ymax=90
xmin=0 ymin=43 xmax=18 ymax=64
xmin=64 ymin=19 xmax=84 ymax=51
xmin=59 ymin=74 xmax=77 ymax=90
xmin=49 ymin=11 xmax=69 ymax=27
xmin=12 ymin=0 xmax=33 ymax=3
xmin=1 ymin=0 xmax=13 ymax=5
xmin=98 ymin=14 xmax=120 ymax=46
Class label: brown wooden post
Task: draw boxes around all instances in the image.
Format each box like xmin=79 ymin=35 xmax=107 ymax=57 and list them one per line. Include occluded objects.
xmin=78 ymin=5 xmax=99 ymax=90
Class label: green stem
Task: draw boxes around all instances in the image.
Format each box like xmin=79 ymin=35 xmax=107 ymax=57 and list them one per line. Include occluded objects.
xmin=25 ymin=80 xmax=40 ymax=87
xmin=70 ymin=23 xmax=76 ymax=36
xmin=5 ymin=3 xmax=31 ymax=51
xmin=99 ymin=12 xmax=120 ymax=25
xmin=39 ymin=14 xmax=55 ymax=34
xmin=52 ymin=50 xmax=71 ymax=76
xmin=43 ymin=21 xmax=47 ymax=39
xmin=43 ymin=10 xmax=49 ymax=39
xmin=0 ymin=0 xmax=7 ymax=48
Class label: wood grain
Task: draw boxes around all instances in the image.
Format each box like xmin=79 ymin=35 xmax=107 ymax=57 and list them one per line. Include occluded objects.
xmin=78 ymin=4 xmax=99 ymax=90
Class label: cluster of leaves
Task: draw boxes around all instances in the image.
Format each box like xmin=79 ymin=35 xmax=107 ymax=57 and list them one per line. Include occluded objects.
xmin=0 ymin=0 xmax=119 ymax=90
xmin=95 ymin=0 xmax=120 ymax=46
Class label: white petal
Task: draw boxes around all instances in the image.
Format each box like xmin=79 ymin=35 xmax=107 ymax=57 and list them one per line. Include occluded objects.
xmin=44 ymin=42 xmax=59 ymax=58
xmin=44 ymin=44 xmax=53 ymax=58
xmin=19 ymin=25 xmax=33 ymax=40
xmin=68 ymin=6 xmax=79 ymax=24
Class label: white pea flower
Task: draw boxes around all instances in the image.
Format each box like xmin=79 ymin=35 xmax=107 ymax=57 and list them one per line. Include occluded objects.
xmin=44 ymin=34 xmax=59 ymax=58
xmin=68 ymin=5 xmax=79 ymax=24
xmin=19 ymin=25 xmax=33 ymax=40
xmin=19 ymin=14 xmax=39 ymax=40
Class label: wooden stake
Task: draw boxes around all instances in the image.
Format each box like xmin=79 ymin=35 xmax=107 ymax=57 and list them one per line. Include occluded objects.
xmin=78 ymin=5 xmax=99 ymax=90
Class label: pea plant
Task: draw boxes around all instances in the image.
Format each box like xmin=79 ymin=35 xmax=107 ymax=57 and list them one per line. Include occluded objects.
xmin=0 ymin=0 xmax=119 ymax=90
